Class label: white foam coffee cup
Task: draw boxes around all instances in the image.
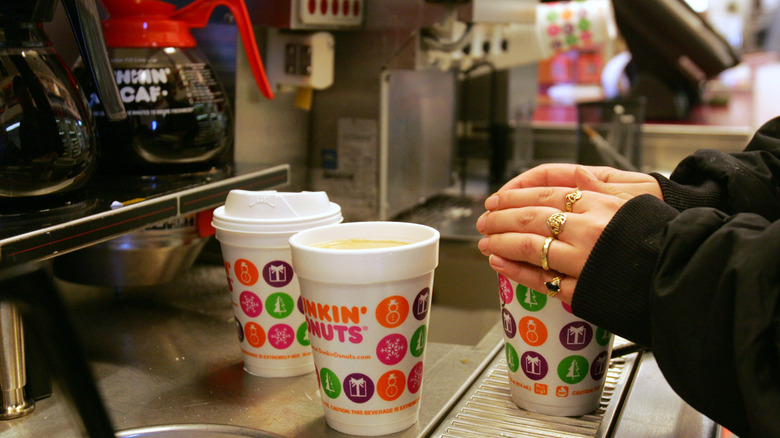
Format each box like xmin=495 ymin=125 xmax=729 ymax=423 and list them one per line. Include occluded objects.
xmin=212 ymin=190 xmax=342 ymax=377
xmin=289 ymin=222 xmax=439 ymax=436
xmin=498 ymin=274 xmax=614 ymax=416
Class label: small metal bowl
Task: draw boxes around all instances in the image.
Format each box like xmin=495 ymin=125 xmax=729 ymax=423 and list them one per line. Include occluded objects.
xmin=53 ymin=215 xmax=209 ymax=288
xmin=115 ymin=424 xmax=284 ymax=437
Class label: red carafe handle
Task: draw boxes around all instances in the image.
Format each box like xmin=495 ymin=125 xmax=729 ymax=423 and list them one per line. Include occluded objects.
xmin=172 ymin=0 xmax=274 ymax=99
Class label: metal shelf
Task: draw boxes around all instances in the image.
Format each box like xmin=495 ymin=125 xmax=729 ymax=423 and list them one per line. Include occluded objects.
xmin=0 ymin=163 xmax=290 ymax=267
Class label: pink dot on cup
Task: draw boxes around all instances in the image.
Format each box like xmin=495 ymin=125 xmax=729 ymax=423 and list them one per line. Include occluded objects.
xmin=377 ymin=334 xmax=408 ymax=365
xmin=240 ymin=291 xmax=263 ymax=317
xmin=498 ymin=274 xmax=513 ymax=304
xmin=268 ymin=324 xmax=295 ymax=349
xmin=408 ymin=361 xmax=424 ymax=394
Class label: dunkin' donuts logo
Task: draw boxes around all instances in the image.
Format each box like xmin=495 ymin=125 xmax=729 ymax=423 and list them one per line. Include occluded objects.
xmin=303 ymin=298 xmax=368 ymax=344
xmin=114 ymin=68 xmax=171 ymax=104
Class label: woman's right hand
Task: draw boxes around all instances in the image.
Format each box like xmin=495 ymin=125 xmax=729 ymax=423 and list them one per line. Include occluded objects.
xmin=498 ymin=164 xmax=664 ymax=202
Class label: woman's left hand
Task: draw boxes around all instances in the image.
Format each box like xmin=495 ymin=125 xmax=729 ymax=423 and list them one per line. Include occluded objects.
xmin=476 ymin=186 xmax=626 ymax=304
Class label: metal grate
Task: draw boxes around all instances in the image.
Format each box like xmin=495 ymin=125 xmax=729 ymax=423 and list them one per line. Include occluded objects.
xmin=432 ymin=354 xmax=634 ymax=438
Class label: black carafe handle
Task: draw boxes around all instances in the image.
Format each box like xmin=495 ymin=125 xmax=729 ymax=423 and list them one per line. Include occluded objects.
xmin=61 ymin=0 xmax=126 ymax=122
xmin=0 ymin=263 xmax=114 ymax=437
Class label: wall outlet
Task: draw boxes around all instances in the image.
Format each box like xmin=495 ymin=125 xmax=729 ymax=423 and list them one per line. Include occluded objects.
xmin=266 ymin=29 xmax=335 ymax=90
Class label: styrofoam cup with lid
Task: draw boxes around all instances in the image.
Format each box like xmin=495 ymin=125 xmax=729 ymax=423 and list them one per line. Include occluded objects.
xmin=212 ymin=190 xmax=342 ymax=377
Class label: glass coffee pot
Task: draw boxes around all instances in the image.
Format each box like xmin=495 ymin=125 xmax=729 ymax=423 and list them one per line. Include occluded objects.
xmin=75 ymin=0 xmax=274 ymax=176
xmin=0 ymin=0 xmax=125 ymax=210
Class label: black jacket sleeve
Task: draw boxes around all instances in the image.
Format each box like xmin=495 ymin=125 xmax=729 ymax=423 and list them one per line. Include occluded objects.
xmin=571 ymin=117 xmax=780 ymax=437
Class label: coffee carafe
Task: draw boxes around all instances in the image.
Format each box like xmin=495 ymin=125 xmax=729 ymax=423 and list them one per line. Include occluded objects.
xmin=0 ymin=0 xmax=125 ymax=210
xmin=75 ymin=0 xmax=274 ymax=176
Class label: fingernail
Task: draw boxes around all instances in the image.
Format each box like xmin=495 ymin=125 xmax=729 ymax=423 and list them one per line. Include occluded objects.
xmin=476 ymin=213 xmax=486 ymax=232
xmin=489 ymin=254 xmax=506 ymax=268
xmin=485 ymin=195 xmax=498 ymax=210
xmin=478 ymin=237 xmax=488 ymax=252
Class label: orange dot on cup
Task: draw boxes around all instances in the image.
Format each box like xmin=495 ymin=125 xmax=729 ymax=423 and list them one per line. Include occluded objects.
xmin=235 ymin=259 xmax=259 ymax=286
xmin=377 ymin=369 xmax=405 ymax=401
xmin=376 ymin=296 xmax=409 ymax=328
xmin=518 ymin=316 xmax=548 ymax=347
xmin=245 ymin=322 xmax=266 ymax=348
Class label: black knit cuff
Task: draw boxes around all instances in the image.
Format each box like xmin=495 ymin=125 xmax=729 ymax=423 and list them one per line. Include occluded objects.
xmin=571 ymin=194 xmax=679 ymax=347
xmin=650 ymin=172 xmax=724 ymax=212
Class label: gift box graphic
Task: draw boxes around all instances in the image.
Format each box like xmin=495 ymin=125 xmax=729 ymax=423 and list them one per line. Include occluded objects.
xmin=525 ymin=355 xmax=542 ymax=375
xmin=416 ymin=290 xmax=430 ymax=314
xmin=567 ymin=325 xmax=586 ymax=345
xmin=269 ymin=263 xmax=287 ymax=283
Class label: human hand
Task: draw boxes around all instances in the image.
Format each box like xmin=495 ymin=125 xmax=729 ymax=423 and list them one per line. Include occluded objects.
xmin=476 ymin=186 xmax=626 ymax=304
xmin=499 ymin=163 xmax=663 ymax=202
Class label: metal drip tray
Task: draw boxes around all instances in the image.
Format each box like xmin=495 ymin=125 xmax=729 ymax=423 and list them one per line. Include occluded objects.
xmin=431 ymin=351 xmax=638 ymax=438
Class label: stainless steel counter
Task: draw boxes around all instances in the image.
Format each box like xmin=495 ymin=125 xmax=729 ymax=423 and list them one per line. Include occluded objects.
xmin=0 ymin=261 xmax=504 ymax=438
xmin=0 ymin=260 xmax=717 ymax=437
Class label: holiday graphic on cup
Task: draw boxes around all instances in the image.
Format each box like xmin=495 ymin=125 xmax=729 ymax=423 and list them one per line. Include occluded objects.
xmin=212 ymin=190 xmax=342 ymax=377
xmin=498 ymin=274 xmax=614 ymax=416
xmin=290 ymin=221 xmax=439 ymax=436
xmin=536 ymin=0 xmax=616 ymax=58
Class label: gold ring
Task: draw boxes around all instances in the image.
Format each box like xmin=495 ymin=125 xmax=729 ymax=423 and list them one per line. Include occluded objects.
xmin=565 ymin=189 xmax=582 ymax=212
xmin=541 ymin=236 xmax=554 ymax=271
xmin=546 ymin=212 xmax=567 ymax=237
xmin=545 ymin=276 xmax=563 ymax=297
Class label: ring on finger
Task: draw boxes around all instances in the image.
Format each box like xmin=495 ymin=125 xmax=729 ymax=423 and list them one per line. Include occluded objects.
xmin=546 ymin=212 xmax=567 ymax=237
xmin=565 ymin=189 xmax=582 ymax=212
xmin=541 ymin=236 xmax=554 ymax=271
xmin=545 ymin=275 xmax=564 ymax=297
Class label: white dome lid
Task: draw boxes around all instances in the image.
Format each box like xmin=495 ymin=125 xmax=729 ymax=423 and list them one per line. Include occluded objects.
xmin=212 ymin=190 xmax=342 ymax=234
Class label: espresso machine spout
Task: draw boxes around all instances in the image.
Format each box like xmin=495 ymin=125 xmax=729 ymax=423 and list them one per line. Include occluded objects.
xmin=0 ymin=263 xmax=115 ymax=436
xmin=0 ymin=302 xmax=32 ymax=419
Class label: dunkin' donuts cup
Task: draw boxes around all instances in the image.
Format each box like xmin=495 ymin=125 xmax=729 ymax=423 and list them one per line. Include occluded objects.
xmin=289 ymin=222 xmax=440 ymax=436
xmin=212 ymin=190 xmax=342 ymax=377
xmin=498 ymin=274 xmax=613 ymax=416
xmin=536 ymin=0 xmax=616 ymax=58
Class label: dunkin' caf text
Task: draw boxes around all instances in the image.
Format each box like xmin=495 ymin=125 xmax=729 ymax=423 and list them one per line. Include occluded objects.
xmin=303 ymin=298 xmax=368 ymax=344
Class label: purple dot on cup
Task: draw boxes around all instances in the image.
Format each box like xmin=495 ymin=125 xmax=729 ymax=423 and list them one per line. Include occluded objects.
xmin=343 ymin=373 xmax=375 ymax=403
xmin=297 ymin=295 xmax=305 ymax=314
xmin=591 ymin=351 xmax=609 ymax=381
xmin=235 ymin=320 xmax=244 ymax=342
xmin=377 ymin=334 xmax=408 ymax=365
xmin=559 ymin=322 xmax=593 ymax=351
xmin=268 ymin=324 xmax=295 ymax=349
xmin=240 ymin=291 xmax=263 ymax=317
xmin=413 ymin=288 xmax=431 ymax=320
xmin=520 ymin=351 xmax=548 ymax=381
xmin=501 ymin=308 xmax=516 ymax=338
xmin=263 ymin=260 xmax=294 ymax=288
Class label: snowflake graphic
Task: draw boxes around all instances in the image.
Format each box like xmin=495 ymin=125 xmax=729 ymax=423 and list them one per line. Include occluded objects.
xmin=500 ymin=283 xmax=511 ymax=299
xmin=409 ymin=368 xmax=422 ymax=387
xmin=271 ymin=327 xmax=292 ymax=344
xmin=268 ymin=325 xmax=294 ymax=349
xmin=408 ymin=363 xmax=423 ymax=393
xmin=240 ymin=291 xmax=262 ymax=317
xmin=377 ymin=334 xmax=407 ymax=365
xmin=380 ymin=338 xmax=404 ymax=359
xmin=242 ymin=296 xmax=257 ymax=311
xmin=242 ymin=296 xmax=258 ymax=312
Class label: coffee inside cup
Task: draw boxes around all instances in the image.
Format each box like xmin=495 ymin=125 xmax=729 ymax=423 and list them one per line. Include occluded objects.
xmin=309 ymin=238 xmax=411 ymax=250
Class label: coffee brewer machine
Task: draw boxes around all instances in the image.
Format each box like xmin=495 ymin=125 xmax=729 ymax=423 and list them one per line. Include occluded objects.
xmin=0 ymin=0 xmax=125 ymax=430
